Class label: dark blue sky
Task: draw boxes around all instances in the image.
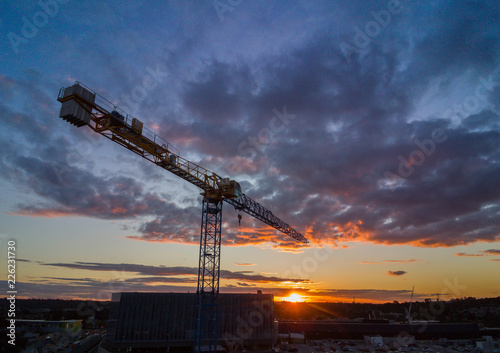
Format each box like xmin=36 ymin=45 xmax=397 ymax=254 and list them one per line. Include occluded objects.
xmin=1 ymin=0 xmax=499 ymax=300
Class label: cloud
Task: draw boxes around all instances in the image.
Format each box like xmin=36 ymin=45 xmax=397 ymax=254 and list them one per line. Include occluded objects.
xmin=455 ymin=253 xmax=484 ymax=257
xmin=387 ymin=270 xmax=407 ymax=276
xmin=41 ymin=261 xmax=309 ymax=284
xmin=483 ymin=249 xmax=500 ymax=255
xmin=383 ymin=259 xmax=419 ymax=263
xmin=1 ymin=1 xmax=499 ymax=251
xmin=360 ymin=259 xmax=420 ymax=264
xmin=455 ymin=249 xmax=500 ymax=257
xmin=14 ymin=280 xmax=196 ymax=300
xmin=13 ymin=277 xmax=430 ymax=302
xmin=235 ymin=262 xmax=257 ymax=266
xmin=237 ymin=282 xmax=256 ymax=287
xmin=14 ymin=262 xmax=430 ymax=302
xmin=42 ymin=275 xmax=196 ymax=284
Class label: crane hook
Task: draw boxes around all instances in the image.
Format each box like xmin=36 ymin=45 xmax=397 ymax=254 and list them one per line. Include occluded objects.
xmin=238 ymin=214 xmax=242 ymax=226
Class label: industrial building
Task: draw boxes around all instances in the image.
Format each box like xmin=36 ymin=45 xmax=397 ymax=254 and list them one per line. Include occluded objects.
xmin=102 ymin=292 xmax=275 ymax=352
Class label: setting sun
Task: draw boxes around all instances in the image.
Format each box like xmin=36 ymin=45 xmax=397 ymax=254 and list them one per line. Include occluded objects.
xmin=286 ymin=293 xmax=305 ymax=303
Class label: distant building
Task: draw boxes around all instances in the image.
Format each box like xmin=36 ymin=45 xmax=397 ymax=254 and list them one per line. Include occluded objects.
xmin=16 ymin=319 xmax=82 ymax=334
xmin=103 ymin=292 xmax=275 ymax=352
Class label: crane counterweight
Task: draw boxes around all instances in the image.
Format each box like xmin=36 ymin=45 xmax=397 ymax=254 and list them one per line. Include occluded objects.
xmin=58 ymin=83 xmax=95 ymax=127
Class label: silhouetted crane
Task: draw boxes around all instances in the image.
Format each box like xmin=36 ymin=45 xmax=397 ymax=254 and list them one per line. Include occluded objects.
xmin=57 ymin=82 xmax=308 ymax=353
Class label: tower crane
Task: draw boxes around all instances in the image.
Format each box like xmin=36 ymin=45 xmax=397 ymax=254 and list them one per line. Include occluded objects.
xmin=56 ymin=82 xmax=308 ymax=353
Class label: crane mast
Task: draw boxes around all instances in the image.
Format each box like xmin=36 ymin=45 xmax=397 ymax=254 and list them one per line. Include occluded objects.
xmin=57 ymin=82 xmax=308 ymax=353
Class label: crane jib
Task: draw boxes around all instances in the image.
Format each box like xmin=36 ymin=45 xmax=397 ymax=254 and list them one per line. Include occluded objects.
xmin=224 ymin=195 xmax=308 ymax=244
xmin=57 ymin=81 xmax=308 ymax=353
xmin=57 ymin=82 xmax=306 ymax=243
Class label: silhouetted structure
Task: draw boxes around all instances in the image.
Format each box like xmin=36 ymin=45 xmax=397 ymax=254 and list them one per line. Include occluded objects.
xmin=103 ymin=292 xmax=275 ymax=352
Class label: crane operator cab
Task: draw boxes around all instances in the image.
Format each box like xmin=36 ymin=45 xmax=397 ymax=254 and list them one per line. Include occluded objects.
xmin=220 ymin=178 xmax=242 ymax=199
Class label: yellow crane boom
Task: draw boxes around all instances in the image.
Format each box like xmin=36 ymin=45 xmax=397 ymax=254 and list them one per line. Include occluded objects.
xmin=57 ymin=82 xmax=308 ymax=353
xmin=57 ymin=82 xmax=308 ymax=243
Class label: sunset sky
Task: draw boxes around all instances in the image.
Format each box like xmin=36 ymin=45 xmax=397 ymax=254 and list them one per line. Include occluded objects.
xmin=1 ymin=1 xmax=499 ymax=303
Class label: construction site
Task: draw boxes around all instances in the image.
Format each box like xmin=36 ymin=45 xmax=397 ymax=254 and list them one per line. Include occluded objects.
xmin=2 ymin=2 xmax=500 ymax=353
xmin=53 ymin=83 xmax=500 ymax=353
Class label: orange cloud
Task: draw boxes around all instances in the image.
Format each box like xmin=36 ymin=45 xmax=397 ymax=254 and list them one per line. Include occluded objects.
xmin=383 ymin=259 xmax=418 ymax=263
xmin=111 ymin=207 xmax=127 ymax=215
xmin=387 ymin=270 xmax=407 ymax=276
xmin=360 ymin=259 xmax=420 ymax=264
xmin=7 ymin=209 xmax=73 ymax=218
xmin=455 ymin=252 xmax=483 ymax=257
xmin=483 ymin=249 xmax=500 ymax=255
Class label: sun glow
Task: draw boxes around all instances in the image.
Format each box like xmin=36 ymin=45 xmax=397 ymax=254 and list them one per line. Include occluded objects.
xmin=286 ymin=293 xmax=304 ymax=302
